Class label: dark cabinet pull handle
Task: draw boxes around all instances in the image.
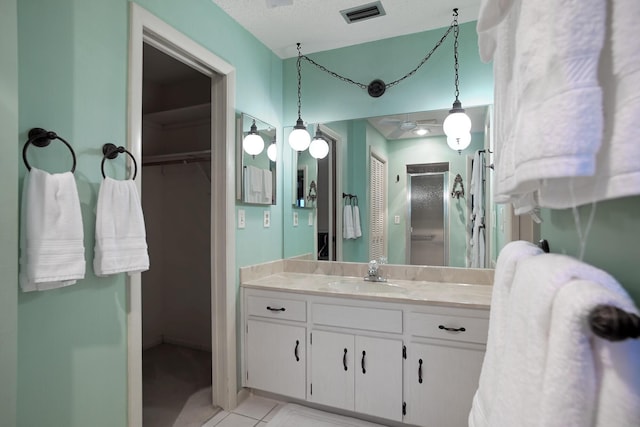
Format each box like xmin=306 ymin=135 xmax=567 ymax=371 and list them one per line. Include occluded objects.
xmin=294 ymin=340 xmax=300 ymax=361
xmin=267 ymin=306 xmax=286 ymax=312
xmin=343 ymin=348 xmax=348 ymax=371
xmin=438 ymin=324 xmax=466 ymax=332
xmin=361 ymin=350 xmax=366 ymax=374
xmin=418 ymin=358 xmax=423 ymax=384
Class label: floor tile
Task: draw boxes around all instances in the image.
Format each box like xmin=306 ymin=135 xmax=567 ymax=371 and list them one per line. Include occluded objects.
xmin=201 ymin=410 xmax=230 ymax=426
xmin=213 ymin=413 xmax=260 ymax=427
xmin=257 ymin=422 xmax=269 ymax=427
xmin=232 ymin=395 xmax=278 ymax=420
xmin=262 ymin=403 xmax=285 ymax=422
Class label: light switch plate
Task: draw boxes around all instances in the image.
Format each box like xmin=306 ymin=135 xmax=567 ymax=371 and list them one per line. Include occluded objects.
xmin=308 ymin=212 xmax=313 ymax=226
xmin=293 ymin=212 xmax=299 ymax=226
xmin=263 ymin=210 xmax=270 ymax=227
xmin=394 ymin=215 xmax=400 ymax=224
xmin=238 ymin=209 xmax=245 ymax=229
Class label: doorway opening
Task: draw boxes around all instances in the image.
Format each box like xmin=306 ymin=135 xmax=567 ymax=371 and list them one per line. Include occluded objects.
xmin=406 ymin=163 xmax=449 ymax=266
xmin=316 ymin=124 xmax=343 ymax=261
xmin=128 ymin=4 xmax=237 ymax=426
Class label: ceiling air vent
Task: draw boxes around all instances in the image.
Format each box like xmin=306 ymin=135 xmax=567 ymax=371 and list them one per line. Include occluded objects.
xmin=340 ymin=1 xmax=386 ymax=24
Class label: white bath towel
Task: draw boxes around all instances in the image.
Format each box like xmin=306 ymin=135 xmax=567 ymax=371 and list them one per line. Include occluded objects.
xmin=262 ymin=168 xmax=273 ymax=203
xmin=352 ymin=204 xmax=362 ymax=238
xmin=19 ymin=167 xmax=85 ymax=291
xmin=94 ymin=177 xmax=149 ymax=276
xmin=478 ymin=0 xmax=608 ymax=208
xmin=469 ymin=240 xmax=543 ymax=426
xmin=471 ymin=249 xmax=640 ymax=427
xmin=343 ymin=204 xmax=355 ymax=240
xmin=538 ymin=0 xmax=640 ymax=207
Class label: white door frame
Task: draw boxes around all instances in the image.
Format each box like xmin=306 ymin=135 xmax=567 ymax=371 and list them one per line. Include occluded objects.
xmin=127 ymin=4 xmax=237 ymax=426
xmin=318 ymin=124 xmax=343 ymax=261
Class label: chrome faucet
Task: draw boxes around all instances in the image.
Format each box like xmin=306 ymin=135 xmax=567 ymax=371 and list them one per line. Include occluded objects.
xmin=364 ymin=260 xmax=387 ymax=282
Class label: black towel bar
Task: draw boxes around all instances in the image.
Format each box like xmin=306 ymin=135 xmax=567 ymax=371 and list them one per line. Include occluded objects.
xmin=22 ymin=128 xmax=77 ymax=173
xmin=101 ymin=143 xmax=137 ymax=180
xmin=538 ymin=238 xmax=639 ymax=341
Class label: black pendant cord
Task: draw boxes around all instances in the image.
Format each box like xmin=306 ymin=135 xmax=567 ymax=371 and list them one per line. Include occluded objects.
xmin=298 ymin=9 xmax=458 ymax=98
xmin=296 ymin=43 xmax=304 ymax=122
xmin=452 ymin=8 xmax=461 ymax=104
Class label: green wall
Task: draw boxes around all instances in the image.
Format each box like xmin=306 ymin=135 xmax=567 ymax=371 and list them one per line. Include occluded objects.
xmin=0 ymin=1 xmax=19 ymax=426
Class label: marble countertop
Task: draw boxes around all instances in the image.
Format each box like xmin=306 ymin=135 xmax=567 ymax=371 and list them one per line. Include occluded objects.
xmin=241 ymin=272 xmax=492 ymax=309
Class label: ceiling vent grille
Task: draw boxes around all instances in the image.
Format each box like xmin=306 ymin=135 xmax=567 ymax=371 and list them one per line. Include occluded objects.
xmin=340 ymin=1 xmax=386 ymax=24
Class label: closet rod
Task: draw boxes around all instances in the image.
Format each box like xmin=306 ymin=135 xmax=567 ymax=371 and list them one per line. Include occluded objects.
xmin=142 ymin=150 xmax=211 ymax=166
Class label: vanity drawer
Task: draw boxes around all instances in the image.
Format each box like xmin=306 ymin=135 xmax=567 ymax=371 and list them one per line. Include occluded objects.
xmin=247 ymin=295 xmax=306 ymax=322
xmin=408 ymin=312 xmax=489 ymax=344
xmin=312 ymin=303 xmax=403 ymax=334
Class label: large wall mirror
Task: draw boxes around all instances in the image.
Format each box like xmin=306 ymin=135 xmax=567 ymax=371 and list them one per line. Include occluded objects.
xmin=236 ymin=113 xmax=277 ymax=205
xmin=284 ymin=105 xmax=509 ymax=269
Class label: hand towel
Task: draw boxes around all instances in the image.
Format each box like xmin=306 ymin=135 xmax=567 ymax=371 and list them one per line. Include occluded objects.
xmin=19 ymin=167 xmax=85 ymax=292
xmin=262 ymin=169 xmax=273 ymax=203
xmin=243 ymin=165 xmax=262 ymax=203
xmin=94 ymin=177 xmax=149 ymax=276
xmin=478 ymin=0 xmax=608 ymax=208
xmin=469 ymin=240 xmax=543 ymax=426
xmin=473 ymin=251 xmax=640 ymax=427
xmin=343 ymin=204 xmax=355 ymax=239
xmin=352 ymin=204 xmax=362 ymax=238
xmin=538 ymin=0 xmax=640 ymax=207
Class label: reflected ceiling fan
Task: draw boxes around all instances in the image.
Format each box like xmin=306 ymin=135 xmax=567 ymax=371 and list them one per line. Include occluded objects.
xmin=380 ymin=114 xmax=442 ymax=139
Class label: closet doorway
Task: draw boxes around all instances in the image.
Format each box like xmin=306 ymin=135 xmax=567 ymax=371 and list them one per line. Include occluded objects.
xmin=140 ymin=43 xmax=215 ymax=426
xmin=128 ymin=4 xmax=237 ymax=427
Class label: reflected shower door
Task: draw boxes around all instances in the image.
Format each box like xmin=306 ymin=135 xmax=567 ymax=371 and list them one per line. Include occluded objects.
xmin=408 ymin=172 xmax=448 ymax=266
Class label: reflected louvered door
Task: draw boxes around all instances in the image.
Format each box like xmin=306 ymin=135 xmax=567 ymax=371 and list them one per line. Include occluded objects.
xmin=369 ymin=153 xmax=386 ymax=261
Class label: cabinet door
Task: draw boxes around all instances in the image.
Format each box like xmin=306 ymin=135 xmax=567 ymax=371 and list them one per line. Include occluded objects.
xmin=246 ymin=320 xmax=306 ymax=399
xmin=405 ymin=341 xmax=484 ymax=427
xmin=310 ymin=330 xmax=355 ymax=411
xmin=355 ymin=335 xmax=403 ymax=422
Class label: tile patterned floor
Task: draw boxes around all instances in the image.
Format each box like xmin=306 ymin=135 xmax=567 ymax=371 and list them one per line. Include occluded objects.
xmin=201 ymin=395 xmax=282 ymax=427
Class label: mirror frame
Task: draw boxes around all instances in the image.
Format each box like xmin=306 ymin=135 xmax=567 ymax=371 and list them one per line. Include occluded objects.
xmin=235 ymin=112 xmax=277 ymax=205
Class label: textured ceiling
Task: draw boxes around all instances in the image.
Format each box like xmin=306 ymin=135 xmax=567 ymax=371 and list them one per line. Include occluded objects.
xmin=211 ymin=0 xmax=481 ymax=58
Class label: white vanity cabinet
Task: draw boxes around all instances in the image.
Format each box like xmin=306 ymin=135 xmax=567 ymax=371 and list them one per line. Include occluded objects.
xmin=310 ymin=325 xmax=403 ymax=421
xmin=403 ymin=307 xmax=489 ymax=427
xmin=241 ymin=285 xmax=489 ymax=427
xmin=243 ymin=293 xmax=307 ymax=400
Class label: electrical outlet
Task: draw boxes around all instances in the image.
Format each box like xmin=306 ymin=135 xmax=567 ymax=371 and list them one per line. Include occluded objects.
xmin=394 ymin=215 xmax=400 ymax=224
xmin=293 ymin=212 xmax=299 ymax=226
xmin=263 ymin=210 xmax=270 ymax=227
xmin=308 ymin=212 xmax=313 ymax=226
xmin=238 ymin=209 xmax=245 ymax=229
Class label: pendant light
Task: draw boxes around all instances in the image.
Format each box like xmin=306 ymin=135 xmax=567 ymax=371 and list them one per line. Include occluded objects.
xmin=267 ymin=138 xmax=277 ymax=162
xmin=288 ymin=43 xmax=311 ymax=151
xmin=309 ymin=127 xmax=329 ymax=159
xmin=443 ymin=9 xmax=472 ymax=145
xmin=242 ymin=119 xmax=265 ymax=157
xmin=446 ymin=132 xmax=472 ymax=153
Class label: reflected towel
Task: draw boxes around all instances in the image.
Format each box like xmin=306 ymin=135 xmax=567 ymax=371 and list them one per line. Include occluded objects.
xmin=352 ymin=205 xmax=362 ymax=238
xmin=94 ymin=177 xmax=149 ymax=276
xmin=263 ymin=169 xmax=273 ymax=203
xmin=343 ymin=204 xmax=355 ymax=239
xmin=19 ymin=168 xmax=85 ymax=291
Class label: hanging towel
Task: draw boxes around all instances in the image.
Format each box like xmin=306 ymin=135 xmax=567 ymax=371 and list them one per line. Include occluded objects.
xmin=470 ymin=248 xmax=640 ymax=427
xmin=352 ymin=204 xmax=362 ymax=238
xmin=537 ymin=0 xmax=640 ymax=207
xmin=94 ymin=177 xmax=149 ymax=276
xmin=477 ymin=0 xmax=608 ymax=208
xmin=19 ymin=167 xmax=85 ymax=292
xmin=343 ymin=203 xmax=355 ymax=239
xmin=262 ymin=169 xmax=273 ymax=203
xmin=469 ymin=240 xmax=543 ymax=426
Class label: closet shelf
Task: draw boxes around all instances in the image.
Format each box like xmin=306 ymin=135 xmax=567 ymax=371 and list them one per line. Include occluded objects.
xmin=143 ymin=103 xmax=211 ymax=127
xmin=143 ymin=150 xmax=211 ymax=166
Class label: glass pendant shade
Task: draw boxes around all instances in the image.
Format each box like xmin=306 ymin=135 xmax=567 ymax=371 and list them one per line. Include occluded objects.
xmin=288 ymin=118 xmax=311 ymax=151
xmin=309 ymin=136 xmax=329 ymax=159
xmin=446 ymin=132 xmax=472 ymax=152
xmin=267 ymin=142 xmax=277 ymax=162
xmin=243 ymin=120 xmax=265 ymax=156
xmin=443 ymin=102 xmax=472 ymax=139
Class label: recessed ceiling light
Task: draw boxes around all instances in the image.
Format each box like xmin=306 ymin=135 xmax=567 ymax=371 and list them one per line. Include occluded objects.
xmin=413 ymin=128 xmax=429 ymax=136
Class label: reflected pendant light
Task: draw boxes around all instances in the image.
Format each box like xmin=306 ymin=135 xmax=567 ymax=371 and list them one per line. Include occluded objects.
xmin=289 ymin=43 xmax=311 ymax=151
xmin=267 ymin=140 xmax=277 ymax=162
xmin=443 ymin=9 xmax=472 ymax=146
xmin=446 ymin=132 xmax=472 ymax=153
xmin=309 ymin=127 xmax=329 ymax=159
xmin=242 ymin=119 xmax=265 ymax=156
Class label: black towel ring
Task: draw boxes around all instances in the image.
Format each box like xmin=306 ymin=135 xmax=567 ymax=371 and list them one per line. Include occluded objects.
xmin=22 ymin=128 xmax=77 ymax=173
xmin=101 ymin=143 xmax=137 ymax=180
